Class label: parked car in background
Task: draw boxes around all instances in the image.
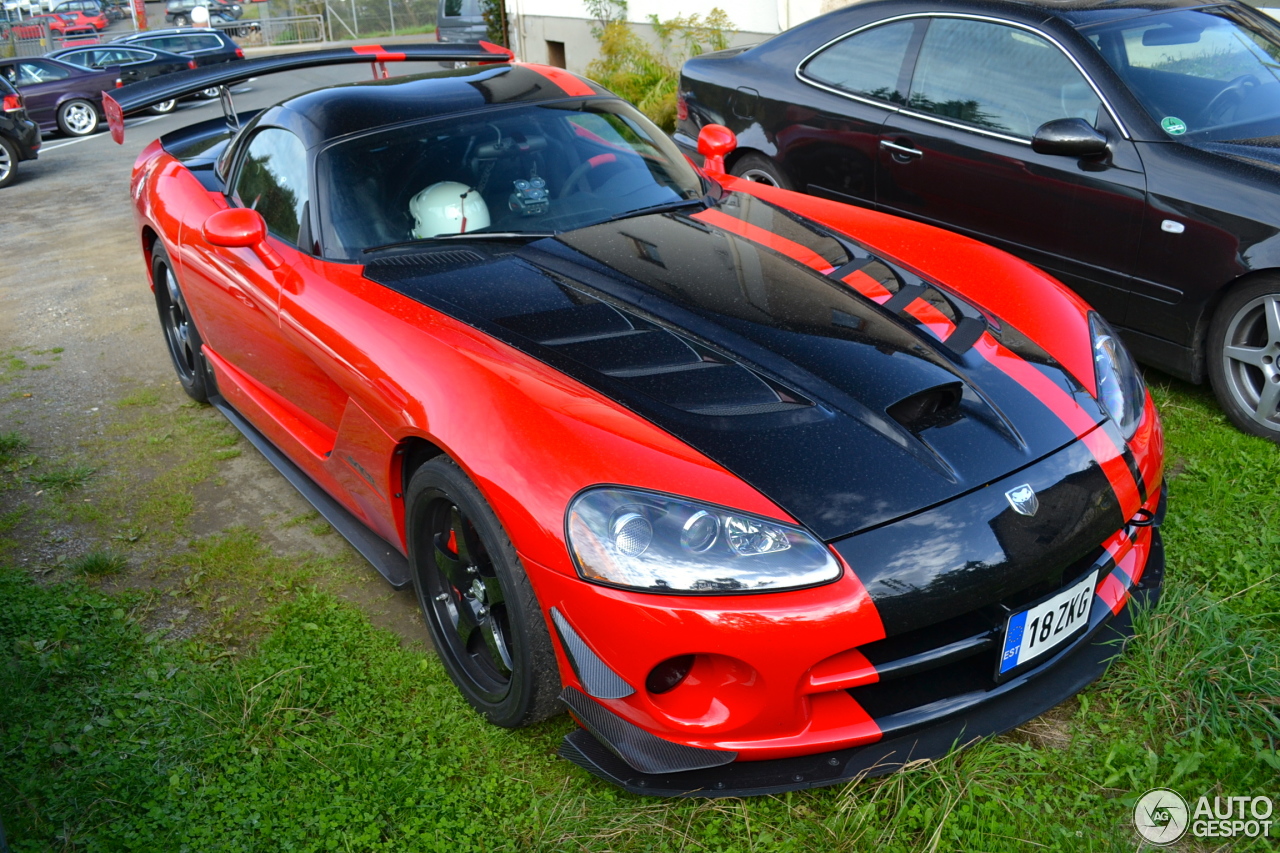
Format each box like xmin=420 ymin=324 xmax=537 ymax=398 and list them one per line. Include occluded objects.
xmin=435 ymin=0 xmax=484 ymax=43
xmin=48 ymin=44 xmax=195 ymax=113
xmin=164 ymin=0 xmax=240 ymax=26
xmin=0 ymin=56 xmax=116 ymax=136
xmin=0 ymin=75 xmax=40 ymax=188
xmin=52 ymin=0 xmax=111 ymax=20
xmin=678 ymin=0 xmax=1280 ymax=441
xmin=111 ymin=27 xmax=244 ymax=67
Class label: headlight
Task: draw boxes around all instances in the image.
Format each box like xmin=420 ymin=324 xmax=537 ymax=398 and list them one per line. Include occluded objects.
xmin=566 ymin=487 xmax=841 ymax=593
xmin=1090 ymin=312 xmax=1145 ymax=439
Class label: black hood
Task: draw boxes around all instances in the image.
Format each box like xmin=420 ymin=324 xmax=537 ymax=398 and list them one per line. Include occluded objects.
xmin=363 ymin=194 xmax=1105 ymax=541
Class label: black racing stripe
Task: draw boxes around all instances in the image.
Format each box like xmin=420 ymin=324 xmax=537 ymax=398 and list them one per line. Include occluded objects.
xmin=1099 ymin=418 xmax=1147 ymax=505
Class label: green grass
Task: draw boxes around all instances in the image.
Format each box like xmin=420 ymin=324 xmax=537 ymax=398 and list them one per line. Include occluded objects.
xmin=0 ymin=376 xmax=1276 ymax=851
xmin=66 ymin=549 xmax=128 ymax=576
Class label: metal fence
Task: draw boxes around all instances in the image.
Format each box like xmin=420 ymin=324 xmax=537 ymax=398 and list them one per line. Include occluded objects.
xmin=2 ymin=19 xmax=99 ymax=58
xmin=219 ymin=14 xmax=324 ymax=46
xmin=323 ymin=0 xmax=437 ymax=40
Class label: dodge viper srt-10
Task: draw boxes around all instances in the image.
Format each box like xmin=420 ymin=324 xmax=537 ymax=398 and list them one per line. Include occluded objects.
xmin=106 ymin=44 xmax=1166 ymax=797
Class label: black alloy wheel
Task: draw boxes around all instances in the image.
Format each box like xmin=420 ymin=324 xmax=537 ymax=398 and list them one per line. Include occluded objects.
xmin=406 ymin=456 xmax=558 ymax=728
xmin=153 ymin=245 xmax=209 ymax=403
xmin=1209 ymin=276 xmax=1280 ymax=442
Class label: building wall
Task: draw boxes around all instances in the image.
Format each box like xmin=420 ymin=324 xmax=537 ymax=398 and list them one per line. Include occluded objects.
xmin=507 ymin=0 xmax=845 ymax=76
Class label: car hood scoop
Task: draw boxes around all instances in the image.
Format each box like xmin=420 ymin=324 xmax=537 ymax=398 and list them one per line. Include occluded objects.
xmin=362 ymin=201 xmax=1103 ymax=540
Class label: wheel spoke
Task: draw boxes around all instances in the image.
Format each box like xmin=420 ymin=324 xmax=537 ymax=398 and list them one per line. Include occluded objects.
xmin=1255 ymin=378 xmax=1280 ymax=423
xmin=1224 ymin=344 xmax=1266 ymax=368
xmin=481 ymin=575 xmax=505 ymax=607
xmin=433 ymin=528 xmax=470 ymax=590
xmin=1265 ymin=296 xmax=1280 ymax=348
xmin=479 ymin=612 xmax=513 ymax=674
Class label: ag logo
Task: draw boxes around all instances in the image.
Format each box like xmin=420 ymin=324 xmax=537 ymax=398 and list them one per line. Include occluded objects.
xmin=1005 ymin=483 xmax=1039 ymax=517
xmin=1135 ymin=788 xmax=1189 ymax=845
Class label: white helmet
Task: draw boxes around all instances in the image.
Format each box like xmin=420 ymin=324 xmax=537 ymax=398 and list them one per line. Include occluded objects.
xmin=409 ymin=181 xmax=490 ymax=238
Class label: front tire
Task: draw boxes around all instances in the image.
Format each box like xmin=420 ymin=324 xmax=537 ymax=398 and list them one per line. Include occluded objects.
xmin=153 ymin=245 xmax=209 ymax=403
xmin=406 ymin=456 xmax=559 ymax=728
xmin=1208 ymin=276 xmax=1280 ymax=442
xmin=0 ymin=137 xmax=18 ymax=189
xmin=729 ymin=152 xmax=793 ymax=190
xmin=56 ymin=99 xmax=99 ymax=137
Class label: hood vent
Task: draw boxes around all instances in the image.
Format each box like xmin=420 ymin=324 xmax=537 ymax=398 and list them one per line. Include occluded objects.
xmin=366 ymin=249 xmax=488 ymax=268
xmin=887 ymin=382 xmax=964 ymax=434
xmin=498 ymin=300 xmax=813 ymax=417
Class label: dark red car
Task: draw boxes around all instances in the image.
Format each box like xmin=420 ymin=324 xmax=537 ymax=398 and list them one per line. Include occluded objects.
xmin=0 ymin=56 xmax=118 ymax=137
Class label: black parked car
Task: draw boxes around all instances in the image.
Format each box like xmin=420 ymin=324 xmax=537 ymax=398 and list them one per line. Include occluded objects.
xmin=164 ymin=0 xmax=241 ymax=26
xmin=111 ymin=27 xmax=244 ymax=67
xmin=0 ymin=75 xmax=40 ymax=188
xmin=678 ymin=0 xmax=1280 ymax=441
xmin=48 ymin=44 xmax=196 ymax=114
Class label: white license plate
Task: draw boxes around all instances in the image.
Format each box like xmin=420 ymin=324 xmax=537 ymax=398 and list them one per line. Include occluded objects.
xmin=998 ymin=570 xmax=1098 ymax=676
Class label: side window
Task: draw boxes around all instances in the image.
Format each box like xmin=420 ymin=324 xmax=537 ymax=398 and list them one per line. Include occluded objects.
xmin=801 ymin=20 xmax=919 ymax=104
xmin=146 ymin=36 xmax=184 ymax=52
xmin=187 ymin=35 xmax=220 ymax=52
xmin=909 ymin=19 xmax=1102 ymax=137
xmin=17 ymin=61 xmax=71 ymax=84
xmin=232 ymin=128 xmax=310 ymax=246
xmin=58 ymin=50 xmax=91 ymax=67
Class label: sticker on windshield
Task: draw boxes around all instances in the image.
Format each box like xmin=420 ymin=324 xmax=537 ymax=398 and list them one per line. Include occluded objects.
xmin=1161 ymin=116 xmax=1187 ymax=136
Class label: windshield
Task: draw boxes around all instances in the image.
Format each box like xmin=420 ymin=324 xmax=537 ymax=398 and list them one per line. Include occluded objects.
xmin=317 ymin=100 xmax=705 ymax=259
xmin=1085 ymin=6 xmax=1280 ymax=139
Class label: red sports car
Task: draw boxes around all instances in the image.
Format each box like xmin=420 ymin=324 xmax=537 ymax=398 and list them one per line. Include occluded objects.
xmin=107 ymin=45 xmax=1165 ymax=796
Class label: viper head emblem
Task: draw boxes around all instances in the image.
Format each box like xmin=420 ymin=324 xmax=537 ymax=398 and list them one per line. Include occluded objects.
xmin=1005 ymin=484 xmax=1039 ymax=517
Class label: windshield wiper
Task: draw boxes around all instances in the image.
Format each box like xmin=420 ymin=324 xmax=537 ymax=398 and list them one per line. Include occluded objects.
xmin=599 ymin=197 xmax=708 ymax=225
xmin=364 ymin=232 xmax=556 ymax=253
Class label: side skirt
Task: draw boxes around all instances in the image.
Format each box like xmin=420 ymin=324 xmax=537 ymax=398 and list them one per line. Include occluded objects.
xmin=208 ymin=394 xmax=411 ymax=589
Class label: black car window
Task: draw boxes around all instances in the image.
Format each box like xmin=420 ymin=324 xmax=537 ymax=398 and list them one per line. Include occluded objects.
xmin=232 ymin=127 xmax=310 ymax=246
xmin=182 ymin=34 xmax=221 ymax=51
xmin=16 ymin=60 xmax=72 ymax=85
xmin=801 ymin=20 xmax=918 ymax=104
xmin=139 ymin=35 xmax=184 ymax=51
xmin=55 ymin=49 xmax=93 ymax=67
xmin=909 ymin=18 xmax=1101 ymax=138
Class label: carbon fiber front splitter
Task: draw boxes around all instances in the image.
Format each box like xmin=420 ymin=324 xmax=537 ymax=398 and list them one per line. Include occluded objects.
xmin=559 ymin=532 xmax=1164 ymax=798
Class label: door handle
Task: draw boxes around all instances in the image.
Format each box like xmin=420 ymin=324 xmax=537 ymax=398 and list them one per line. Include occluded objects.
xmin=880 ymin=139 xmax=923 ymax=159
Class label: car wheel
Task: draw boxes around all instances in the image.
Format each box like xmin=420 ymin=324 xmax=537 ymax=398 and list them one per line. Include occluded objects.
xmin=729 ymin=152 xmax=794 ymax=190
xmin=174 ymin=13 xmax=188 ymax=24
xmin=406 ymin=456 xmax=559 ymax=728
xmin=153 ymin=245 xmax=209 ymax=403
xmin=56 ymin=98 xmax=99 ymax=137
xmin=198 ymin=86 xmax=221 ymax=100
xmin=1208 ymin=276 xmax=1280 ymax=441
xmin=0 ymin=137 xmax=17 ymax=189
xmin=149 ymin=99 xmax=178 ymax=115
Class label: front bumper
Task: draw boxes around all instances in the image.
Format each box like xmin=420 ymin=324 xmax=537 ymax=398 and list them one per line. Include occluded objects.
xmin=560 ymin=524 xmax=1164 ymax=796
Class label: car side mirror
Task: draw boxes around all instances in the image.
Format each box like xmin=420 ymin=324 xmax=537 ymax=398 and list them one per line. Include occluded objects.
xmin=1031 ymin=117 xmax=1109 ymax=158
xmin=202 ymin=208 xmax=284 ymax=269
xmin=697 ymin=124 xmax=736 ymax=175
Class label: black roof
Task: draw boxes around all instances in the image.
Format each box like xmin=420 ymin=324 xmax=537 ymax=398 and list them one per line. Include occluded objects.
xmin=266 ymin=64 xmax=609 ymax=147
xmin=796 ymin=0 xmax=1221 ymax=32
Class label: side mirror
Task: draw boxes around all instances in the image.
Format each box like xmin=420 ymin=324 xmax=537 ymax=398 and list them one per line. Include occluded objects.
xmin=697 ymin=123 xmax=736 ymax=175
xmin=1031 ymin=117 xmax=1109 ymax=158
xmin=202 ymin=207 xmax=284 ymax=269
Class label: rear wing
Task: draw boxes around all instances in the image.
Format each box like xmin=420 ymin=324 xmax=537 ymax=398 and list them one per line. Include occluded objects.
xmin=103 ymin=41 xmax=515 ymax=143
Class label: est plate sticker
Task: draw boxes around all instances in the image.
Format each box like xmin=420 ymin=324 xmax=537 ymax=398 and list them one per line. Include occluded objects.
xmin=999 ymin=570 xmax=1097 ymax=675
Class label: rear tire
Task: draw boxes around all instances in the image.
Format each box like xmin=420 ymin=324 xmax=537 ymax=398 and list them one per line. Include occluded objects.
xmin=153 ymin=245 xmax=210 ymax=403
xmin=0 ymin=137 xmax=18 ymax=189
xmin=149 ymin=99 xmax=177 ymax=115
xmin=406 ymin=456 xmax=560 ymax=728
xmin=729 ymin=152 xmax=794 ymax=190
xmin=1208 ymin=276 xmax=1280 ymax=442
xmin=56 ymin=98 xmax=99 ymax=137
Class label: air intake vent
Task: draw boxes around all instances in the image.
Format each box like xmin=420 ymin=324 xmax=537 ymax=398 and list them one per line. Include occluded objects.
xmin=887 ymin=382 xmax=963 ymax=433
xmin=367 ymin=249 xmax=487 ymax=268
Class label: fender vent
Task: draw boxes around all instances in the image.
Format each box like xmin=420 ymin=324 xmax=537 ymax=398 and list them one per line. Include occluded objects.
xmin=887 ymin=382 xmax=963 ymax=433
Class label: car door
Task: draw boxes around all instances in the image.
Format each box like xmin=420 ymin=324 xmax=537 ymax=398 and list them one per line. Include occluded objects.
xmin=9 ymin=59 xmax=74 ymax=127
xmin=876 ymin=16 xmax=1146 ymax=322
xmin=787 ymin=18 xmax=923 ymax=205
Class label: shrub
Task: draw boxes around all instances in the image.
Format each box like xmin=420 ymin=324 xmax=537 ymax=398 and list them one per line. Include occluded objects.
xmin=585 ymin=0 xmax=733 ymax=132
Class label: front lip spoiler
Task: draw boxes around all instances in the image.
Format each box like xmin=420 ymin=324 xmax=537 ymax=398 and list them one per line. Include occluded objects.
xmin=559 ymin=529 xmax=1164 ymax=798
